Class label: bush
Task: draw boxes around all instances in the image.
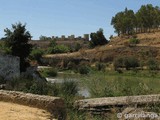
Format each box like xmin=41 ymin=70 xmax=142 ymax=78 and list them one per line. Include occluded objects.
xmin=74 ymin=43 xmax=81 ymax=51
xmin=30 ymin=49 xmax=44 ymax=63
xmin=5 ymin=77 xmax=48 ymax=95
xmin=49 ymin=40 xmax=57 ymax=47
xmin=95 ymin=62 xmax=106 ymax=71
xmin=113 ymin=56 xmax=125 ymax=70
xmin=54 ymin=45 xmax=70 ymax=53
xmin=40 ymin=68 xmax=58 ymax=77
xmin=114 ymin=56 xmax=139 ymax=70
xmin=28 ymin=80 xmax=48 ymax=95
xmin=47 ymin=45 xmax=70 ymax=54
xmin=124 ymin=56 xmax=139 ymax=70
xmin=129 ymin=38 xmax=140 ymax=44
xmin=78 ymin=65 xmax=90 ymax=74
xmin=147 ymin=58 xmax=159 ymax=71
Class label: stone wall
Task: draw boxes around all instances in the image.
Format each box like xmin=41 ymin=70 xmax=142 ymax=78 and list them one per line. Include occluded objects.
xmin=0 ymin=54 xmax=20 ymax=80
xmin=74 ymin=94 xmax=160 ymax=115
xmin=0 ymin=90 xmax=66 ymax=120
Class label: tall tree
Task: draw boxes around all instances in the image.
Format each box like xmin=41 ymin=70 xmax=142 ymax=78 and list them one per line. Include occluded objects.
xmin=111 ymin=11 xmax=124 ymax=35
xmin=4 ymin=22 xmax=32 ymax=72
xmin=124 ymin=8 xmax=136 ymax=34
xmin=90 ymin=28 xmax=108 ymax=47
xmin=111 ymin=8 xmax=136 ymax=35
xmin=112 ymin=4 xmax=160 ymax=35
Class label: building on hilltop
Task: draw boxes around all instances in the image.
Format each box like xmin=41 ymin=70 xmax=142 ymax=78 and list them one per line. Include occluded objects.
xmin=52 ymin=34 xmax=89 ymax=41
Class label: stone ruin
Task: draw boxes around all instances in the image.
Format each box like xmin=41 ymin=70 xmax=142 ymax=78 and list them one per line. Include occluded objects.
xmin=0 ymin=54 xmax=20 ymax=80
xmin=52 ymin=34 xmax=90 ymax=41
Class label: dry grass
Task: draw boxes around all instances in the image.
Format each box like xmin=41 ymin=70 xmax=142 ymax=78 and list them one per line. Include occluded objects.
xmin=43 ymin=31 xmax=160 ymax=64
xmin=0 ymin=101 xmax=52 ymax=120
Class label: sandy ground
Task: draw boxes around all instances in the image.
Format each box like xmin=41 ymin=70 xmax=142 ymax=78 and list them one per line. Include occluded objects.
xmin=0 ymin=101 xmax=52 ymax=120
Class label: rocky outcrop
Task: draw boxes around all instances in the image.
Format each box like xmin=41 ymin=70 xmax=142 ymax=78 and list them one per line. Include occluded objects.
xmin=75 ymin=94 xmax=160 ymax=115
xmin=0 ymin=90 xmax=66 ymax=120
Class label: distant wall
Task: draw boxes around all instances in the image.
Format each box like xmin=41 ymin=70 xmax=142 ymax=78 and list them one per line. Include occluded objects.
xmin=0 ymin=54 xmax=20 ymax=80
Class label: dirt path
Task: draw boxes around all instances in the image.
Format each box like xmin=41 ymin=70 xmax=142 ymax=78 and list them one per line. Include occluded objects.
xmin=0 ymin=101 xmax=52 ymax=120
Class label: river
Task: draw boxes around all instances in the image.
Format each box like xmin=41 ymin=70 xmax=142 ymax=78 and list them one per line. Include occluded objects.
xmin=46 ymin=72 xmax=90 ymax=98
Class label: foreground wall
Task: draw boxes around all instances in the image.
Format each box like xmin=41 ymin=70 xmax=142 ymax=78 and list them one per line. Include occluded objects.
xmin=75 ymin=94 xmax=160 ymax=115
xmin=0 ymin=54 xmax=20 ymax=80
xmin=0 ymin=90 xmax=66 ymax=120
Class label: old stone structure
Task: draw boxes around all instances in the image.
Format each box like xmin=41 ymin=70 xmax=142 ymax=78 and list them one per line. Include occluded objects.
xmin=30 ymin=34 xmax=90 ymax=49
xmin=75 ymin=94 xmax=160 ymax=116
xmin=0 ymin=54 xmax=20 ymax=80
xmin=0 ymin=90 xmax=66 ymax=119
xmin=52 ymin=34 xmax=89 ymax=41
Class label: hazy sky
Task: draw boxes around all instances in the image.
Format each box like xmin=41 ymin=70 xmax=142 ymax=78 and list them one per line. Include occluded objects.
xmin=0 ymin=0 xmax=159 ymax=39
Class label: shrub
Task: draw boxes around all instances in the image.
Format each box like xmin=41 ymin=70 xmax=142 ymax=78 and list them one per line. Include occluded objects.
xmin=95 ymin=62 xmax=106 ymax=71
xmin=47 ymin=45 xmax=70 ymax=54
xmin=90 ymin=28 xmax=108 ymax=48
xmin=54 ymin=45 xmax=70 ymax=53
xmin=49 ymin=40 xmax=57 ymax=47
xmin=74 ymin=43 xmax=81 ymax=51
xmin=5 ymin=76 xmax=49 ymax=95
xmin=129 ymin=38 xmax=140 ymax=44
xmin=113 ymin=56 xmax=124 ymax=70
xmin=30 ymin=49 xmax=44 ymax=63
xmin=28 ymin=80 xmax=48 ymax=95
xmin=114 ymin=56 xmax=139 ymax=70
xmin=67 ymin=62 xmax=77 ymax=70
xmin=124 ymin=56 xmax=139 ymax=70
xmin=147 ymin=58 xmax=159 ymax=71
xmin=78 ymin=65 xmax=90 ymax=74
xmin=40 ymin=68 xmax=58 ymax=77
xmin=47 ymin=47 xmax=54 ymax=54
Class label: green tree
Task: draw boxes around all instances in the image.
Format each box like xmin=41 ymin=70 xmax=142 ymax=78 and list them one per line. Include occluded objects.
xmin=90 ymin=28 xmax=108 ymax=47
xmin=111 ymin=12 xmax=123 ymax=35
xmin=4 ymin=22 xmax=32 ymax=72
xmin=39 ymin=35 xmax=52 ymax=40
xmin=112 ymin=4 xmax=160 ymax=35
xmin=111 ymin=8 xmax=136 ymax=35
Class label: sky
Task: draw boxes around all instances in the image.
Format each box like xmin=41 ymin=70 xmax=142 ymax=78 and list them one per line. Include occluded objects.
xmin=0 ymin=0 xmax=159 ymax=40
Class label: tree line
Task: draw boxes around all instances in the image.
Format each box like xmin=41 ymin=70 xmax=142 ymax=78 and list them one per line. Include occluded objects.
xmin=111 ymin=4 xmax=160 ymax=36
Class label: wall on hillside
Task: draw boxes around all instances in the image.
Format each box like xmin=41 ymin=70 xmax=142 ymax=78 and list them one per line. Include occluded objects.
xmin=0 ymin=54 xmax=20 ymax=80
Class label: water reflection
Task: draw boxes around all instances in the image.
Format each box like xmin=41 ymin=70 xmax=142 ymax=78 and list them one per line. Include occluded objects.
xmin=46 ymin=72 xmax=90 ymax=98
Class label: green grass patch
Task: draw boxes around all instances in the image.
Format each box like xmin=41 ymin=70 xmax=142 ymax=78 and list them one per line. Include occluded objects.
xmin=40 ymin=68 xmax=58 ymax=77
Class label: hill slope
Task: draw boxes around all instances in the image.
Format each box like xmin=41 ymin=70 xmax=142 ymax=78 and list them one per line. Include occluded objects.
xmin=43 ymin=31 xmax=160 ymax=67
